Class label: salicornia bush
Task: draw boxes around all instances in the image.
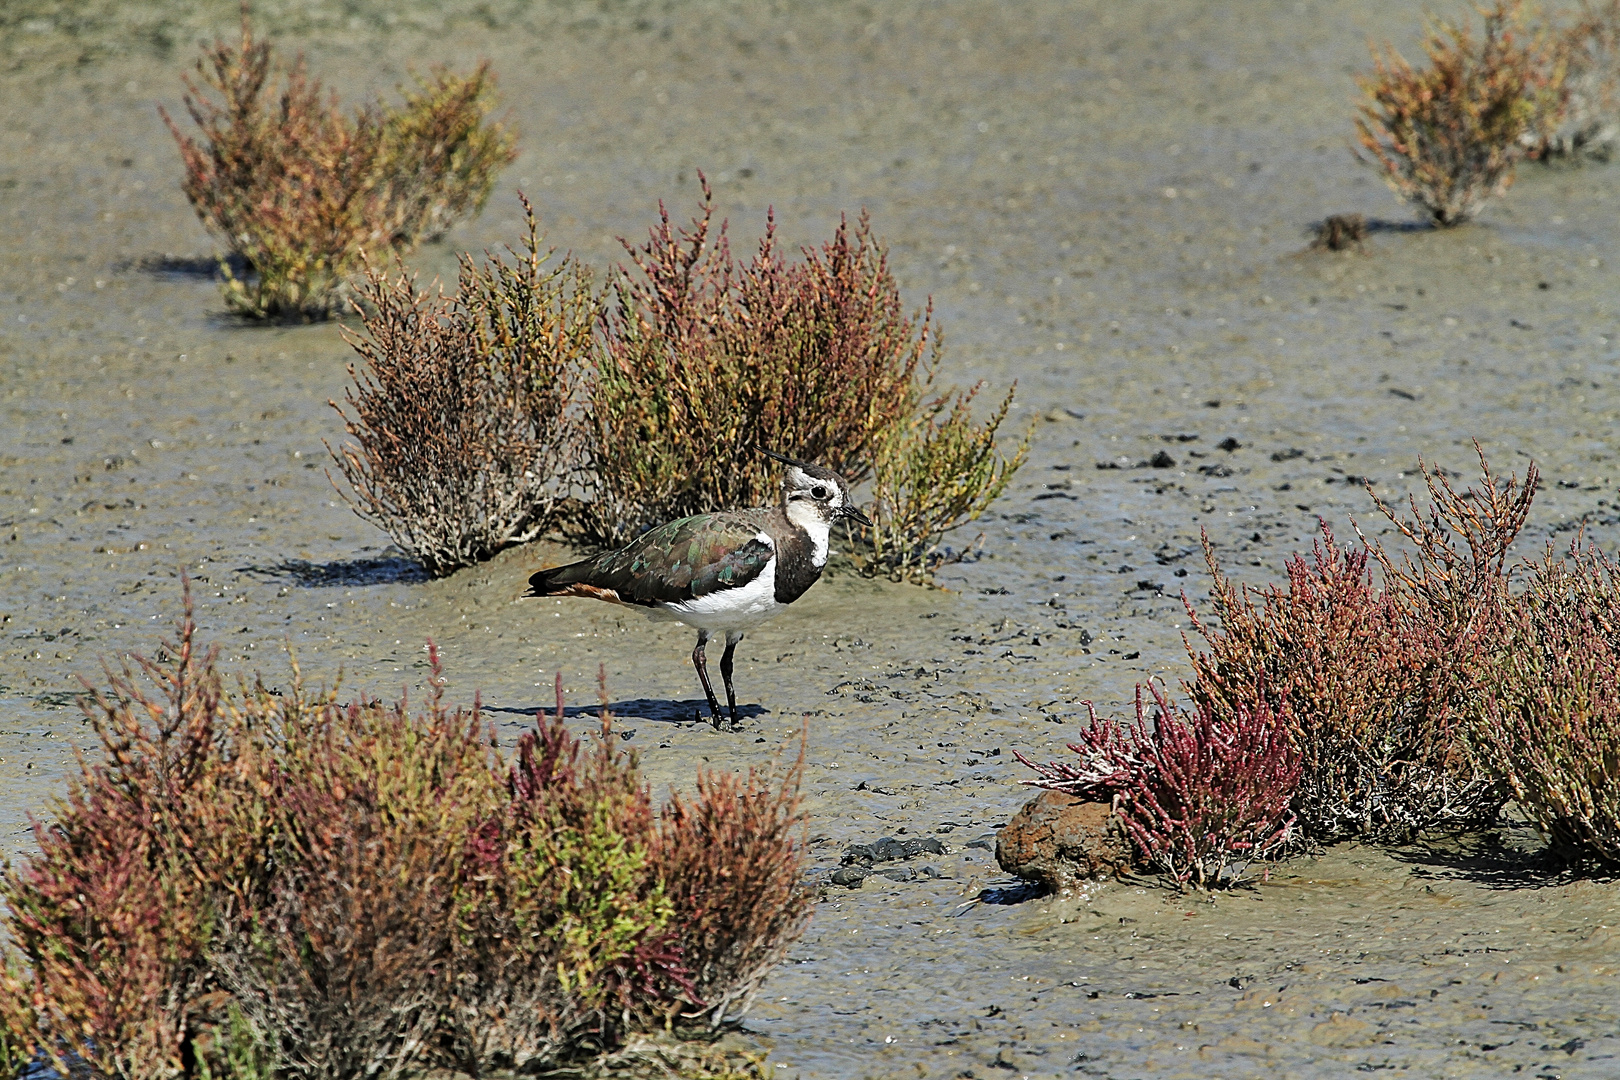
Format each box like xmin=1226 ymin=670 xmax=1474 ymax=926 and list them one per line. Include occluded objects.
xmin=1473 ymin=544 xmax=1620 ymax=868
xmin=332 ymin=178 xmax=1026 ymax=582
xmin=1017 ymin=686 xmax=1299 ymax=890
xmin=329 ymin=197 xmax=596 ymax=576
xmin=0 ymin=588 xmax=809 ymax=1078
xmin=1529 ymin=0 xmax=1620 ymax=160
xmin=1187 ymin=453 xmax=1528 ymax=843
xmin=1355 ymin=0 xmax=1564 ymax=225
xmin=856 ymin=383 xmax=1029 ymax=584
xmin=161 ymin=11 xmax=515 ymax=320
xmin=585 ymin=176 xmax=983 ymax=547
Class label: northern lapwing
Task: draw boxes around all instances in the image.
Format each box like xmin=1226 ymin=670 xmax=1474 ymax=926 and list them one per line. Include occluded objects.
xmin=525 ymin=448 xmax=871 ymax=729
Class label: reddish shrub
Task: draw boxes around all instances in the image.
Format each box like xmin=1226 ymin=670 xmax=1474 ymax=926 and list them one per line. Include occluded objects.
xmin=1185 ymin=452 xmax=1529 ymax=843
xmin=0 ymin=589 xmax=809 ymax=1078
xmin=1018 ymin=685 xmax=1299 ymax=890
xmin=584 ymin=176 xmax=927 ymax=540
xmin=654 ymin=749 xmax=812 ymax=1024
xmin=1355 ymin=0 xmax=1564 ymax=225
xmin=582 ymin=176 xmax=1024 ymax=560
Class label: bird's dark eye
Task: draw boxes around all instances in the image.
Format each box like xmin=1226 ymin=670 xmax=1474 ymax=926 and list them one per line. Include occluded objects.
xmin=811 ymin=485 xmax=830 ymax=500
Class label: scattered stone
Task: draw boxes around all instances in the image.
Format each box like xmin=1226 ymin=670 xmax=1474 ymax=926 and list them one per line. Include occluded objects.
xmin=1216 ymin=437 xmax=1241 ymax=451
xmin=996 ymin=790 xmax=1130 ymax=892
xmin=965 ymin=833 xmax=998 ymax=852
xmin=842 ymin=835 xmax=946 ymax=866
xmin=829 ymin=866 xmax=868 ymax=888
xmin=1149 ymin=450 xmax=1175 ymax=468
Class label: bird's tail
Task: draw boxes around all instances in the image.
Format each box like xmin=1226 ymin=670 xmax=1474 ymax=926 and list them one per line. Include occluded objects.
xmin=525 ymin=559 xmax=594 ymax=597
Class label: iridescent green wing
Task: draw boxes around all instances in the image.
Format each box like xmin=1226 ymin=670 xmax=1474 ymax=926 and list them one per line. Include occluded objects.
xmin=585 ymin=512 xmax=772 ymax=604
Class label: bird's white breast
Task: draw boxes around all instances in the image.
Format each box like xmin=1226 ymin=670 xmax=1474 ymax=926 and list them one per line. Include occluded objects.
xmin=658 ymin=533 xmax=785 ymax=632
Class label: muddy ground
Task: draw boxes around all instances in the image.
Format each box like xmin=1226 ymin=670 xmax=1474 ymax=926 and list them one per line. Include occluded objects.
xmin=4 ymin=1 xmax=1620 ymax=1076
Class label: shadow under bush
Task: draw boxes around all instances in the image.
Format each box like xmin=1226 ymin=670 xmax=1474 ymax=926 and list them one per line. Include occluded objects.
xmin=0 ymin=589 xmax=809 ymax=1079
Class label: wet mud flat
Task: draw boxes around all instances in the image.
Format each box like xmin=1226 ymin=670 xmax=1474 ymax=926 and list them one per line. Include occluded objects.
xmin=4 ymin=0 xmax=1620 ymax=1075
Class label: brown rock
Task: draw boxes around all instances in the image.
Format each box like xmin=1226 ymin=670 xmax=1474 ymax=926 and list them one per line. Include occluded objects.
xmin=996 ymin=789 xmax=1130 ymax=891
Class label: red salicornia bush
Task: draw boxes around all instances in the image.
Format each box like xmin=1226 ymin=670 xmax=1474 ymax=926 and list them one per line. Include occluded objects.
xmin=584 ymin=176 xmax=1026 ymax=563
xmin=1019 ymin=685 xmax=1300 ymax=890
xmin=162 ymin=11 xmax=515 ymax=320
xmin=0 ymin=590 xmax=809 ymax=1078
xmin=1187 ymin=452 xmax=1530 ymax=843
xmin=329 ymin=197 xmax=596 ymax=576
xmin=1355 ymin=0 xmax=1564 ymax=225
xmin=1473 ymin=543 xmax=1620 ymax=868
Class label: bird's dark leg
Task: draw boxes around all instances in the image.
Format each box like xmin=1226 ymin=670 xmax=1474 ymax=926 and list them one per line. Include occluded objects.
xmin=691 ymin=630 xmax=724 ymax=728
xmin=720 ymin=631 xmax=744 ymax=730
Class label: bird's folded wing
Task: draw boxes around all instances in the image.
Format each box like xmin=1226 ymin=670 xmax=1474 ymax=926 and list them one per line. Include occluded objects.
xmin=572 ymin=513 xmax=773 ymax=604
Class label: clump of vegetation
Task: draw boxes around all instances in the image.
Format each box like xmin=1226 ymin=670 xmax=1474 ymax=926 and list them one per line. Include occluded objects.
xmin=1018 ymin=686 xmax=1300 ymax=890
xmin=1355 ymin=0 xmax=1564 ymax=225
xmin=854 ymin=384 xmax=1029 ymax=584
xmin=1309 ymin=212 xmax=1369 ymax=252
xmin=0 ymin=588 xmax=809 ymax=1078
xmin=328 ymin=197 xmax=596 ymax=577
xmin=1531 ymin=0 xmax=1620 ymax=159
xmin=1187 ymin=454 xmax=1527 ymax=843
xmin=1473 ymin=543 xmax=1620 ymax=868
xmin=161 ymin=10 xmax=515 ymax=320
xmin=583 ymin=177 xmax=1027 ymax=571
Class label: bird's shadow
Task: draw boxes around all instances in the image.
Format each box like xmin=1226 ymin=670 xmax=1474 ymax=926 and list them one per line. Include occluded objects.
xmin=484 ymin=698 xmax=769 ymax=727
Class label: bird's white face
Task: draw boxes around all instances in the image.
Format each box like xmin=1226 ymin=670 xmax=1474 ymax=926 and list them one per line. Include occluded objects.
xmin=783 ymin=464 xmax=850 ymax=533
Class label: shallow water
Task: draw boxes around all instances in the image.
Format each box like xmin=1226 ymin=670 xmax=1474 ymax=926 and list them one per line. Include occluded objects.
xmin=4 ymin=1 xmax=1620 ymax=1076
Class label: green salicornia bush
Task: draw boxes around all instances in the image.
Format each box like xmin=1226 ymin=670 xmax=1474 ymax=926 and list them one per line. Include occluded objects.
xmin=1355 ymin=0 xmax=1564 ymax=225
xmin=329 ymin=197 xmax=597 ymax=577
xmin=0 ymin=588 xmax=809 ymax=1078
xmin=1473 ymin=543 xmax=1620 ymax=868
xmin=858 ymin=382 xmax=1028 ymax=584
xmin=162 ymin=11 xmax=515 ymax=320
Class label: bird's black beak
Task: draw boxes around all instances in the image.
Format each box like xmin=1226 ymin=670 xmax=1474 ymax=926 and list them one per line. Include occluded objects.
xmin=840 ymin=504 xmax=873 ymax=527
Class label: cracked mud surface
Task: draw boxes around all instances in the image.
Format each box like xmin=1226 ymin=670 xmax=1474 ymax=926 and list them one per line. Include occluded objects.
xmin=3 ymin=1 xmax=1620 ymax=1076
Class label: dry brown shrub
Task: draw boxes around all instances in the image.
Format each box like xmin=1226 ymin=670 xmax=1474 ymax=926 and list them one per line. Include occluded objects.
xmin=328 ymin=197 xmax=596 ymax=577
xmin=1309 ymin=213 xmax=1369 ymax=252
xmin=161 ymin=9 xmax=515 ymax=320
xmin=1355 ymin=0 xmax=1565 ymax=225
